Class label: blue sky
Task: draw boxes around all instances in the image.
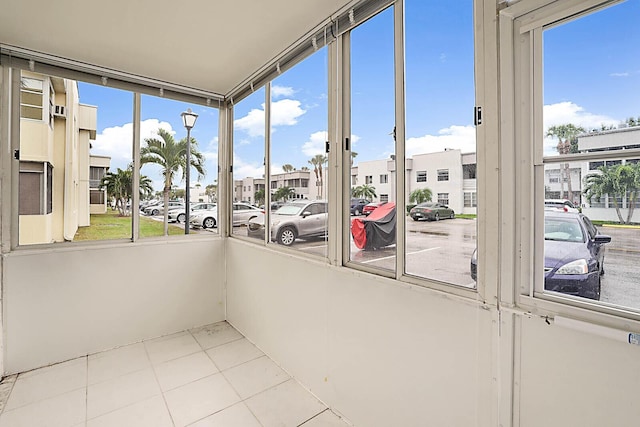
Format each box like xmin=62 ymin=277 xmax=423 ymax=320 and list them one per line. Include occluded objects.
xmin=79 ymin=0 xmax=639 ymax=192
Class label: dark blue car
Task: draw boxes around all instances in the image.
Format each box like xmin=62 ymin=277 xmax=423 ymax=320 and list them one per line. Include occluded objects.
xmin=543 ymin=210 xmax=610 ymax=300
xmin=471 ymin=210 xmax=611 ymax=300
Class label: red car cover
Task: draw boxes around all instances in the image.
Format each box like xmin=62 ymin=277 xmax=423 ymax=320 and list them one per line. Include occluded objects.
xmin=351 ymin=202 xmax=396 ymax=250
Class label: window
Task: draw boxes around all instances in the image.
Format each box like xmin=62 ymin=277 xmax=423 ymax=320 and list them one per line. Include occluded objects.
xmin=522 ymin=0 xmax=640 ymax=315
xmin=89 ymin=166 xmax=106 ymax=188
xmin=464 ymin=192 xmax=477 ymax=208
xmin=90 ymin=190 xmax=105 ymax=205
xmin=351 ymin=175 xmax=357 ymax=185
xmin=379 ymin=174 xmax=388 ymax=184
xmin=437 ymin=169 xmax=449 ymax=181
xmin=437 ymin=193 xmax=449 ymax=206
xmin=20 ymin=76 xmax=44 ymax=120
xmin=463 ymin=164 xmax=476 ymax=179
xmin=19 ymin=162 xmax=52 ymax=215
xmin=548 ymin=169 xmax=560 ymax=183
xmin=380 ymin=194 xmax=389 ymax=203
xmin=416 ymin=171 xmax=427 ymax=182
xmin=365 ymin=175 xmax=373 ymax=184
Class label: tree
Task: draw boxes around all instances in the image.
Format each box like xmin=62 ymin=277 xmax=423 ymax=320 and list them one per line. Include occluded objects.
xmin=101 ymin=167 xmax=153 ymax=216
xmin=352 ymin=184 xmax=376 ymax=200
xmin=583 ymin=163 xmax=640 ymax=224
xmin=254 ymin=188 xmax=265 ymax=206
xmin=546 ymin=124 xmax=585 ymax=202
xmin=205 ymin=183 xmax=217 ymax=202
xmin=282 ymin=164 xmax=295 ymax=173
xmin=300 ymin=166 xmax=310 ymax=171
xmin=273 ymin=186 xmax=295 ymax=202
xmin=409 ymin=188 xmax=433 ymax=204
xmin=309 ymin=154 xmax=327 ymax=199
xmin=350 ymin=151 xmax=358 ymax=167
xmin=141 ymin=128 xmax=206 ymax=235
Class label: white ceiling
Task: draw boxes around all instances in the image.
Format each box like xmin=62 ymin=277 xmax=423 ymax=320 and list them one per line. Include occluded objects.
xmin=0 ymin=0 xmax=352 ymax=97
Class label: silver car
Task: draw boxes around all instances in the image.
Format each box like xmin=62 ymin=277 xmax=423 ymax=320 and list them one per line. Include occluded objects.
xmin=190 ymin=203 xmax=262 ymax=229
xmin=247 ymin=200 xmax=328 ymax=246
xmin=167 ymin=202 xmax=216 ymax=223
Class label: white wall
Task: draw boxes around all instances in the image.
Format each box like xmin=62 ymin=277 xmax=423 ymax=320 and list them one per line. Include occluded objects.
xmin=226 ymin=239 xmax=493 ymax=427
xmin=2 ymin=238 xmax=225 ymax=374
xmin=518 ymin=315 xmax=640 ymax=426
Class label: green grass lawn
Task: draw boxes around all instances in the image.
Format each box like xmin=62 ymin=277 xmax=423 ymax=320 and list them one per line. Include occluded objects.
xmin=74 ymin=211 xmax=185 ymax=241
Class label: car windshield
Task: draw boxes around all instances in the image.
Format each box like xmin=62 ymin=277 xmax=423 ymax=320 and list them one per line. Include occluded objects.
xmin=544 ymin=217 xmax=585 ymax=242
xmin=417 ymin=203 xmax=436 ymax=208
xmin=275 ymin=203 xmax=306 ymax=215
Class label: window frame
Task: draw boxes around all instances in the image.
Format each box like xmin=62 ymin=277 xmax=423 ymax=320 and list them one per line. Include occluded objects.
xmin=505 ymin=0 xmax=640 ymax=326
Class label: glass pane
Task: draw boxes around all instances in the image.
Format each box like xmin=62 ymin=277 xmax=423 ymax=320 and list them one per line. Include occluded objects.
xmin=348 ymin=7 xmax=396 ymax=272
xmin=141 ymin=95 xmax=218 ymax=237
xmin=232 ymin=88 xmax=266 ymax=237
xmin=265 ymin=48 xmax=328 ymax=256
xmin=540 ymin=0 xmax=640 ymax=310
xmin=18 ymin=71 xmax=134 ymax=245
xmin=404 ymin=0 xmax=477 ymax=287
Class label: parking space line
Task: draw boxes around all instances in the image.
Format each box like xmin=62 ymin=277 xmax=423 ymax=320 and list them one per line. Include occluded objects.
xmin=361 ymin=247 xmax=440 ymax=264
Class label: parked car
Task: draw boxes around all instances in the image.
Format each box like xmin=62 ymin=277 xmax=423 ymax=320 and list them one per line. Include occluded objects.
xmin=350 ymin=198 xmax=371 ymax=216
xmin=247 ymin=200 xmax=328 ymax=246
xmin=190 ymin=203 xmax=262 ymax=229
xmin=409 ymin=202 xmax=455 ymax=221
xmin=362 ymin=202 xmax=385 ymax=216
xmin=545 ymin=198 xmax=579 ymax=212
xmin=471 ymin=210 xmax=611 ymax=300
xmin=167 ymin=202 xmax=216 ymax=223
xmin=351 ymin=202 xmax=396 ymax=250
xmin=143 ymin=201 xmax=184 ymax=216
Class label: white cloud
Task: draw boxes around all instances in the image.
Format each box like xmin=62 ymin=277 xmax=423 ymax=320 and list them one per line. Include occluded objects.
xmin=610 ymin=72 xmax=630 ymax=77
xmin=232 ymin=155 xmax=264 ymax=179
xmin=92 ymin=119 xmax=174 ymax=166
xmin=406 ymin=125 xmax=477 ymax=157
xmin=271 ymin=85 xmax=295 ymax=98
xmin=542 ymin=101 xmax=618 ymax=155
xmin=234 ymin=99 xmax=306 ymax=137
xmin=301 ymin=131 xmax=328 ymax=156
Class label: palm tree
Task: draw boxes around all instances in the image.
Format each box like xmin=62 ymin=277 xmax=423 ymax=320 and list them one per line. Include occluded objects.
xmin=309 ymin=154 xmax=327 ymax=199
xmin=350 ymin=151 xmax=358 ymax=167
xmin=409 ymin=188 xmax=433 ymax=204
xmin=282 ymin=164 xmax=295 ymax=173
xmin=546 ymin=124 xmax=585 ymax=202
xmin=254 ymin=188 xmax=265 ymax=206
xmin=141 ymin=128 xmax=206 ymax=235
xmin=273 ymin=186 xmax=295 ymax=202
xmin=583 ymin=165 xmax=636 ymax=223
xmin=205 ymin=183 xmax=217 ymax=202
xmin=101 ymin=167 xmax=153 ymax=216
xmin=300 ymin=166 xmax=310 ymax=171
xmin=352 ymin=184 xmax=376 ymax=200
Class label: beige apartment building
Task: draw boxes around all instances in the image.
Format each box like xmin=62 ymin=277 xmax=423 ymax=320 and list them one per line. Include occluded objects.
xmin=18 ymin=71 xmax=104 ymax=245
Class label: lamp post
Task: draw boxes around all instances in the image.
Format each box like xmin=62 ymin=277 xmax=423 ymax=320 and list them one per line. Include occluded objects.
xmin=181 ymin=108 xmax=198 ymax=234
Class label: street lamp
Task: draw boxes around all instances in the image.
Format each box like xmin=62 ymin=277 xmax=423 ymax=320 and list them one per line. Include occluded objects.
xmin=181 ymin=108 xmax=198 ymax=234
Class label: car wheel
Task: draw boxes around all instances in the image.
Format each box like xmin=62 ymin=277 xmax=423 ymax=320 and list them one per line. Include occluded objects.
xmin=203 ymin=217 xmax=216 ymax=229
xmin=412 ymin=216 xmax=419 ymax=221
xmin=594 ymin=276 xmax=601 ymax=300
xmin=177 ymin=213 xmax=185 ymax=223
xmin=152 ymin=209 xmax=159 ymax=216
xmin=450 ymin=212 xmax=455 ymax=219
xmin=435 ymin=212 xmax=440 ymax=221
xmin=277 ymin=226 xmax=296 ymax=246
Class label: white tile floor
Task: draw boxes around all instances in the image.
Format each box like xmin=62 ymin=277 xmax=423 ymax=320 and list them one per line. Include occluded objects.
xmin=0 ymin=321 xmax=350 ymax=427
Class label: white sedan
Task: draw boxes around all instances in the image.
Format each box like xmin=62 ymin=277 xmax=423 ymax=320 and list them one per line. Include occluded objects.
xmin=167 ymin=202 xmax=216 ymax=223
xmin=190 ymin=203 xmax=262 ymax=229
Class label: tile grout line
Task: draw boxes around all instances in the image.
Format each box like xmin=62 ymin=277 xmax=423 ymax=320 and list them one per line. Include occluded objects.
xmin=142 ymin=338 xmax=178 ymax=427
xmin=85 ymin=355 xmax=89 ymax=425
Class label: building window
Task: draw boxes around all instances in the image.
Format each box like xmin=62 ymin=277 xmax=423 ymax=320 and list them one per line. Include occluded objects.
xmin=589 ymin=161 xmax=604 ymax=170
xmin=463 ymin=164 xmax=476 ymax=179
xmin=90 ymin=166 xmax=106 ymax=188
xmin=464 ymin=192 xmax=477 ymax=208
xmin=365 ymin=175 xmax=373 ymax=184
xmin=351 ymin=175 xmax=357 ymax=185
xmin=20 ymin=77 xmax=44 ymax=120
xmin=379 ymin=174 xmax=388 ymax=184
xmin=548 ymin=170 xmax=560 ymax=183
xmin=437 ymin=169 xmax=449 ymax=181
xmin=416 ymin=171 xmax=427 ymax=182
xmin=19 ymin=162 xmax=52 ymax=215
xmin=380 ymin=194 xmax=389 ymax=203
xmin=437 ymin=193 xmax=449 ymax=206
xmin=90 ymin=190 xmax=105 ymax=204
